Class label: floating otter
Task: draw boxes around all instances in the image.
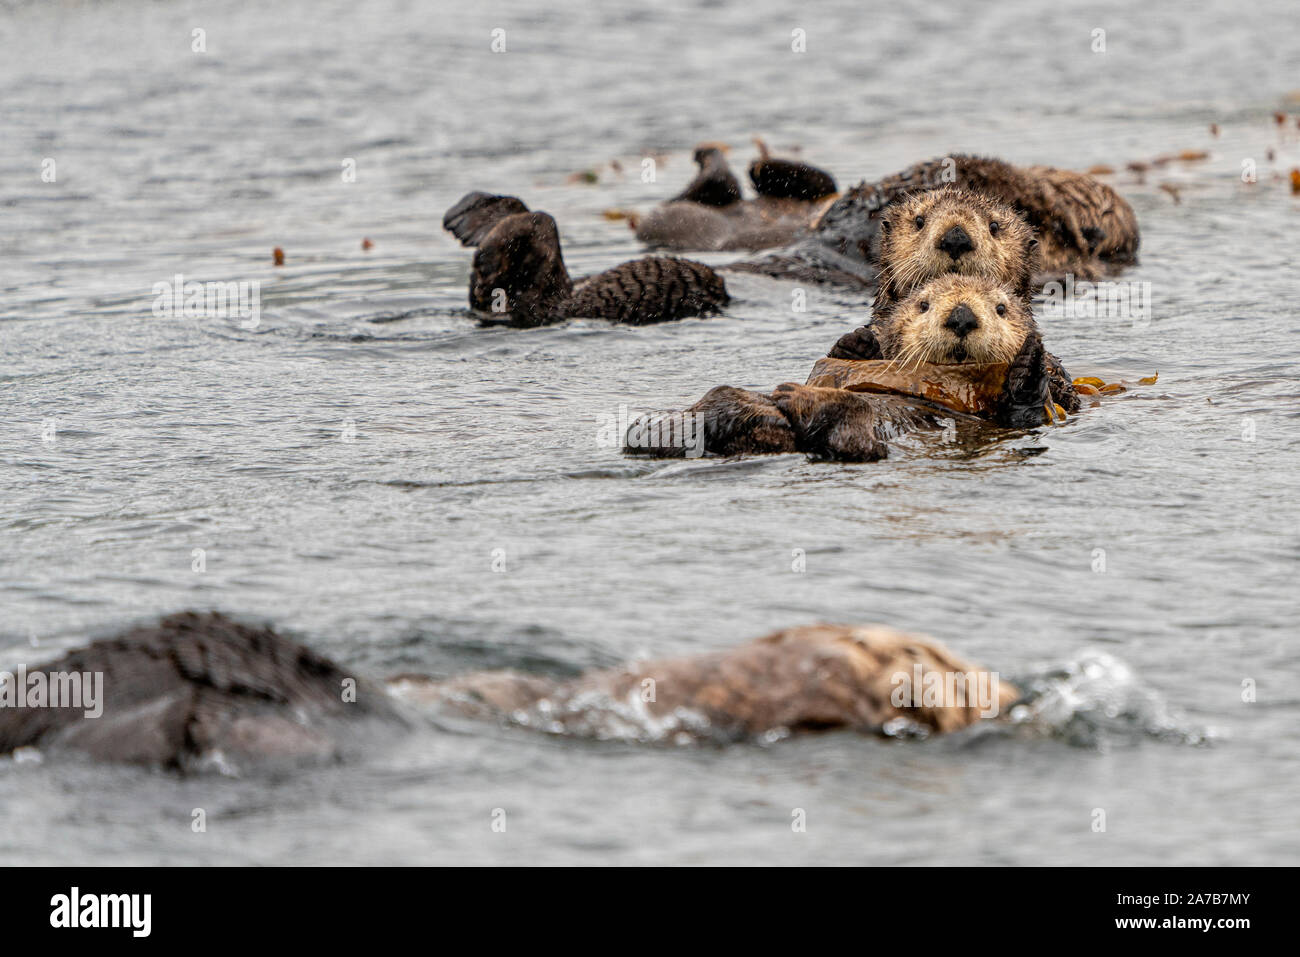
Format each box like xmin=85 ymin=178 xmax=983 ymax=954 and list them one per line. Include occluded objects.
xmin=0 ymin=612 xmax=1014 ymax=769
xmin=731 ymin=154 xmax=1140 ymax=286
xmin=443 ymin=192 xmax=729 ymax=327
xmin=632 ymin=142 xmax=839 ymax=252
xmin=400 ymin=623 xmax=1016 ymax=741
xmin=624 ymin=275 xmax=1073 ymax=463
xmin=820 ymin=190 xmax=1079 ymax=412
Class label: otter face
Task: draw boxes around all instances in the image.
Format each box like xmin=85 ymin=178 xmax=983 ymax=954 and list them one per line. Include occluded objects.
xmin=876 ymin=186 xmax=1038 ymax=311
xmin=470 ymin=211 xmax=573 ymax=324
xmin=879 ymin=274 xmax=1032 ymax=366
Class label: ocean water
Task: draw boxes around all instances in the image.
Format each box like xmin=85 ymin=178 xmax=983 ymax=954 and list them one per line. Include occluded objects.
xmin=1 ymin=0 xmax=1298 ymax=865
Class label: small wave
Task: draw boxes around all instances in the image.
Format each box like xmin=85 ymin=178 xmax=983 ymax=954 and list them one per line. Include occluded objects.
xmin=1006 ymin=651 xmax=1217 ymax=748
xmin=507 ymin=688 xmax=719 ymax=746
xmin=492 ymin=651 xmax=1217 ymax=749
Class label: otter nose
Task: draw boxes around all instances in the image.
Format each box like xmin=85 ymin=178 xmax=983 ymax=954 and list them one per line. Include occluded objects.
xmin=944 ymin=303 xmax=979 ymax=338
xmin=937 ymin=225 xmax=975 ymax=260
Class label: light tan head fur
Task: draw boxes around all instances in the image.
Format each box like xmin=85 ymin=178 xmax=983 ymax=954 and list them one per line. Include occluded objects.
xmin=876 ymin=274 xmax=1033 ymax=367
xmin=875 ymin=186 xmax=1038 ymax=314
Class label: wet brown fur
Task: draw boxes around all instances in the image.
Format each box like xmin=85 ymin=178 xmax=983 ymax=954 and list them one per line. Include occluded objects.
xmin=0 ymin=615 xmax=1015 ymax=767
xmin=732 ymin=153 xmax=1139 ymax=287
xmin=404 ymin=623 xmax=1018 ymax=740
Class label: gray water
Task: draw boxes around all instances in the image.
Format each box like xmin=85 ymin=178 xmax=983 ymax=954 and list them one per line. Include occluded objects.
xmin=2 ymin=0 xmax=1299 ymax=865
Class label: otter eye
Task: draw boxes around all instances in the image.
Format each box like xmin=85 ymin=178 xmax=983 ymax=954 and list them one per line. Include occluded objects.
xmin=918 ymin=301 xmax=930 ymax=313
xmin=996 ymin=303 xmax=1007 ymax=316
xmin=914 ymin=216 xmax=925 ymax=229
xmin=989 ymin=221 xmax=1001 ymax=236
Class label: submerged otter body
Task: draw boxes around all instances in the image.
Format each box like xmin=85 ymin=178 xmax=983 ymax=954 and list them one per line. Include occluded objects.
xmin=625 ymin=275 xmax=1071 ymax=463
xmin=731 ymin=154 xmax=1139 ymax=287
xmin=633 ymin=143 xmax=838 ymax=252
xmin=443 ymin=192 xmax=729 ymax=327
xmin=402 ymin=623 xmax=1016 ymax=741
xmin=0 ymin=613 xmax=1013 ymax=768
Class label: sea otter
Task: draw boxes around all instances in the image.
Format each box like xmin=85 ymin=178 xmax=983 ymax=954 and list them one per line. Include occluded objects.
xmin=0 ymin=613 xmax=1013 ymax=768
xmin=443 ymin=192 xmax=729 ymax=327
xmin=399 ymin=622 xmax=1014 ymax=741
xmin=632 ymin=142 xmax=839 ymax=252
xmin=624 ymin=274 xmax=1074 ymax=463
xmin=821 ymin=188 xmax=1078 ymax=412
xmin=730 ymin=154 xmax=1139 ymax=286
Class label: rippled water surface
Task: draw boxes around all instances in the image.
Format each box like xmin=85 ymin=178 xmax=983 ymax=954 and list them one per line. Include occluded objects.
xmin=2 ymin=0 xmax=1299 ymax=865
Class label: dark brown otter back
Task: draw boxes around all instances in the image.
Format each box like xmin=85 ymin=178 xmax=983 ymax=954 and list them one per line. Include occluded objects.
xmin=0 ymin=611 xmax=404 ymax=770
xmin=944 ymin=157 xmax=1139 ymax=274
xmin=564 ymin=257 xmax=729 ymax=325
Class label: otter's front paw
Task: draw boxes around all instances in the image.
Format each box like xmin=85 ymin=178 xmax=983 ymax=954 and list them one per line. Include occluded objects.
xmin=826 ymin=325 xmax=883 ymax=361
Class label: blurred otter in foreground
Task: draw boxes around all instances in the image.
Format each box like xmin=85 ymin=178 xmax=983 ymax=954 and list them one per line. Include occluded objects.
xmin=632 ymin=140 xmax=840 ymax=252
xmin=443 ymin=192 xmax=729 ymax=326
xmin=0 ymin=612 xmax=1013 ymax=770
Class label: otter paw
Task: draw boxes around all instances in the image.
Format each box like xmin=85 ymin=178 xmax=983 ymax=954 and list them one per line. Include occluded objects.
xmin=771 ymin=383 xmax=890 ymax=462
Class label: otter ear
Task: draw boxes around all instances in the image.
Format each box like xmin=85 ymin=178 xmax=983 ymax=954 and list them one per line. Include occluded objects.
xmin=880 ymin=218 xmax=891 ymax=233
xmin=1027 ymin=238 xmax=1039 ymax=249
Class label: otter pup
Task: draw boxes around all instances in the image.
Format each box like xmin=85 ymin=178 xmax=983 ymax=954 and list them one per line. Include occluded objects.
xmin=625 ymin=275 xmax=1070 ymax=463
xmin=732 ymin=154 xmax=1139 ymax=286
xmin=0 ymin=613 xmax=1013 ymax=767
xmin=673 ymin=144 xmax=742 ymax=207
xmin=443 ymin=192 xmax=729 ymax=327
